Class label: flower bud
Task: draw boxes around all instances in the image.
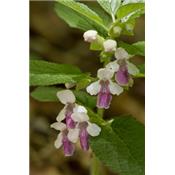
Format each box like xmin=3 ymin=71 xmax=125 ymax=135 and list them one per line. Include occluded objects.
xmin=103 ymin=39 xmax=117 ymax=52
xmin=83 ymin=30 xmax=98 ymax=43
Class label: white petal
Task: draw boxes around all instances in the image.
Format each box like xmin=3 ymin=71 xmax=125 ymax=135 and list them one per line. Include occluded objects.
xmin=67 ymin=128 xmax=80 ymax=143
xmin=54 ymin=133 xmax=63 ymax=149
xmin=105 ymin=61 xmax=119 ymax=73
xmin=127 ymin=61 xmax=139 ymax=75
xmin=71 ymin=112 xmax=89 ymax=122
xmin=73 ymin=105 xmax=87 ymax=114
xmin=83 ymin=30 xmax=98 ymax=43
xmin=97 ymin=68 xmax=114 ymax=80
xmin=115 ymin=47 xmax=129 ymax=60
xmin=50 ymin=122 xmax=66 ymax=131
xmin=56 ymin=107 xmax=66 ymax=122
xmin=103 ymin=39 xmax=117 ymax=52
xmin=87 ymin=122 xmax=101 ymax=137
xmin=65 ymin=82 xmax=76 ymax=89
xmin=57 ymin=90 xmax=75 ymax=104
xmin=109 ymin=80 xmax=123 ymax=95
xmin=86 ymin=81 xmax=100 ymax=95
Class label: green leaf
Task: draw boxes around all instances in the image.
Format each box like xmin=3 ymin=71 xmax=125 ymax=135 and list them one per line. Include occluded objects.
xmin=122 ymin=0 xmax=145 ymax=5
xmin=85 ymin=2 xmax=112 ymax=27
xmin=30 ymin=60 xmax=87 ymax=86
xmin=135 ymin=64 xmax=145 ymax=78
xmin=90 ymin=116 xmax=145 ymax=175
xmin=31 ymin=86 xmax=58 ymax=102
xmin=118 ymin=41 xmax=145 ymax=56
xmin=97 ymin=0 xmax=121 ymax=16
xmin=31 ymin=86 xmax=97 ymax=109
xmin=30 ymin=60 xmax=81 ymax=74
xmin=117 ymin=3 xmax=144 ymax=22
xmin=55 ymin=0 xmax=108 ymax=37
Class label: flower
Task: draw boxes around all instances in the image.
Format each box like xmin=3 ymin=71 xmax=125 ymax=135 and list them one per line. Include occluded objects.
xmin=56 ymin=90 xmax=77 ymax=129
xmin=83 ymin=30 xmax=98 ymax=43
xmin=51 ymin=90 xmax=101 ymax=156
xmin=71 ymin=106 xmax=101 ymax=151
xmin=103 ymin=39 xmax=117 ymax=52
xmin=106 ymin=47 xmax=139 ymax=86
xmin=50 ymin=122 xmax=79 ymax=156
xmin=86 ymin=68 xmax=123 ymax=109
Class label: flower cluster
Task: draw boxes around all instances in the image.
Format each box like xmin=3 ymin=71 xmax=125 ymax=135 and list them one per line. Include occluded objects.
xmin=50 ymin=90 xmax=101 ymax=156
xmin=84 ymin=30 xmax=139 ymax=109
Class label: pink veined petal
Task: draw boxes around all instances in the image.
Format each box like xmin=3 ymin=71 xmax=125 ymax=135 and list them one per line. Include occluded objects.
xmin=115 ymin=64 xmax=130 ymax=86
xmin=62 ymin=135 xmax=75 ymax=157
xmin=97 ymin=80 xmax=112 ymax=109
xmin=79 ymin=127 xmax=89 ymax=151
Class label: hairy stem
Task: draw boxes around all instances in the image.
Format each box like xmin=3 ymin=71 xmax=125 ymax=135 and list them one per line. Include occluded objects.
xmin=97 ymin=108 xmax=104 ymax=118
xmin=90 ymin=154 xmax=101 ymax=175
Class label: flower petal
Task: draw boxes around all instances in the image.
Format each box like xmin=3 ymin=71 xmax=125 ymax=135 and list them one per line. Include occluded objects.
xmin=73 ymin=105 xmax=87 ymax=114
xmin=109 ymin=80 xmax=123 ymax=95
xmin=71 ymin=112 xmax=89 ymax=122
xmin=54 ymin=133 xmax=63 ymax=149
xmin=97 ymin=68 xmax=114 ymax=80
xmin=56 ymin=107 xmax=66 ymax=122
xmin=50 ymin=122 xmax=66 ymax=131
xmin=86 ymin=81 xmax=100 ymax=95
xmin=87 ymin=122 xmax=101 ymax=137
xmin=103 ymin=39 xmax=117 ymax=52
xmin=105 ymin=61 xmax=119 ymax=73
xmin=83 ymin=30 xmax=98 ymax=43
xmin=67 ymin=128 xmax=80 ymax=143
xmin=127 ymin=61 xmax=139 ymax=75
xmin=57 ymin=90 xmax=75 ymax=104
xmin=115 ymin=47 xmax=129 ymax=60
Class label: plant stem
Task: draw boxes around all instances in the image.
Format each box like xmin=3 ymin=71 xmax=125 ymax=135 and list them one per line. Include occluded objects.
xmin=97 ymin=108 xmax=104 ymax=118
xmin=90 ymin=154 xmax=101 ymax=175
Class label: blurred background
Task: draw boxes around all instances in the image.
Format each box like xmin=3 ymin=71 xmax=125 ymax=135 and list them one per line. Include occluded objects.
xmin=30 ymin=1 xmax=145 ymax=175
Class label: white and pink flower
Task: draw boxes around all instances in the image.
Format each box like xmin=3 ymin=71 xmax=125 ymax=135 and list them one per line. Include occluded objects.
xmin=86 ymin=68 xmax=123 ymax=109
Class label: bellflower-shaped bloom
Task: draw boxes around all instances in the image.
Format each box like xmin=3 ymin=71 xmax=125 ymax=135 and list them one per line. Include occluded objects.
xmin=56 ymin=90 xmax=77 ymax=129
xmin=106 ymin=47 xmax=139 ymax=86
xmin=71 ymin=106 xmax=101 ymax=151
xmin=83 ymin=30 xmax=98 ymax=43
xmin=50 ymin=122 xmax=79 ymax=156
xmin=103 ymin=39 xmax=117 ymax=52
xmin=86 ymin=68 xmax=123 ymax=109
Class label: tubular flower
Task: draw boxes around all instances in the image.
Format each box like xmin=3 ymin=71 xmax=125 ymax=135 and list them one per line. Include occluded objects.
xmin=106 ymin=47 xmax=139 ymax=86
xmin=86 ymin=68 xmax=123 ymax=109
xmin=51 ymin=90 xmax=101 ymax=156
xmin=72 ymin=105 xmax=101 ymax=151
xmin=56 ymin=90 xmax=77 ymax=129
xmin=83 ymin=30 xmax=98 ymax=43
xmin=50 ymin=122 xmax=79 ymax=156
xmin=103 ymin=39 xmax=117 ymax=52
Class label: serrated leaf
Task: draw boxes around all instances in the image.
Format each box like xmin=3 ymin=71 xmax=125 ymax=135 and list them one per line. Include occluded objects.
xmin=31 ymin=86 xmax=96 ymax=109
xmin=117 ymin=3 xmax=144 ymax=22
xmin=90 ymin=116 xmax=145 ymax=175
xmin=30 ymin=60 xmax=81 ymax=74
xmin=30 ymin=60 xmax=87 ymax=86
xmin=55 ymin=0 xmax=108 ymax=37
xmin=118 ymin=41 xmax=145 ymax=56
xmin=97 ymin=0 xmax=121 ymax=16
